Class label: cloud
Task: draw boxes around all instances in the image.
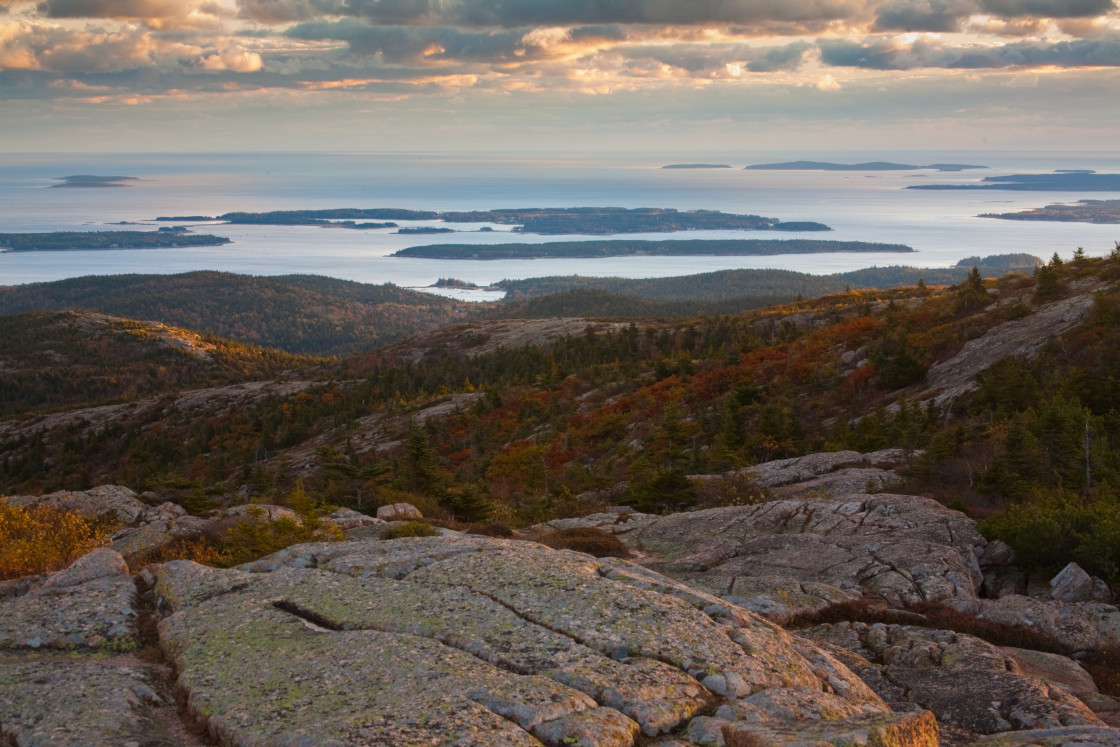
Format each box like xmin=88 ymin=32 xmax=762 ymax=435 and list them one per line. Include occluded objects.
xmin=241 ymin=0 xmax=871 ymax=28
xmin=200 ymin=47 xmax=262 ymax=70
xmin=617 ymin=40 xmax=812 ymax=77
xmin=819 ymin=35 xmax=1120 ymax=69
xmin=872 ymin=0 xmax=1116 ymax=31
xmin=873 ymin=0 xmax=975 ymax=31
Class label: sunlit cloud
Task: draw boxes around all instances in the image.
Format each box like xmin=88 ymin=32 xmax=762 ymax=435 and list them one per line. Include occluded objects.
xmin=1 ymin=0 xmax=1118 ymax=149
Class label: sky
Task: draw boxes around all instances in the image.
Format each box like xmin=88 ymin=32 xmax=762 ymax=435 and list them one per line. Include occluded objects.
xmin=1 ymin=0 xmax=1118 ymax=152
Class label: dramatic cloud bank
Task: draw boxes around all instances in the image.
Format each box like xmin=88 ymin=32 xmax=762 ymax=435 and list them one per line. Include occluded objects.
xmin=0 ymin=0 xmax=1117 ymax=149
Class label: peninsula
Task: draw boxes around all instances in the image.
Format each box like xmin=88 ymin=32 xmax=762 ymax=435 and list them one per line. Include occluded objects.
xmin=745 ymin=161 xmax=986 ymax=172
xmin=909 ymin=172 xmax=1120 ymax=191
xmin=51 ymin=175 xmax=139 ymax=188
xmin=392 ymin=238 xmax=912 ymax=260
xmin=0 ymin=231 xmax=232 ymax=251
xmin=980 ymin=199 xmax=1120 ymax=224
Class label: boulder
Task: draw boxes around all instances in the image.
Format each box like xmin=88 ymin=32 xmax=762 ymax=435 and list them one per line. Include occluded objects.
xmin=1001 ymin=647 xmax=1098 ymax=696
xmin=154 ymin=535 xmax=936 ymax=746
xmin=324 ymin=506 xmax=383 ymax=530
xmin=376 ymin=501 xmax=423 ymax=521
xmin=6 ymin=485 xmax=147 ymax=525
xmin=208 ymin=503 xmax=300 ymax=523
xmin=1050 ymin=562 xmax=1111 ymax=603
xmin=0 ymin=548 xmax=138 ymax=651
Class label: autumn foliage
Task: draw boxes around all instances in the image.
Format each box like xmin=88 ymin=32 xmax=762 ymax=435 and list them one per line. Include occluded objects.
xmin=0 ymin=498 xmax=116 ymax=580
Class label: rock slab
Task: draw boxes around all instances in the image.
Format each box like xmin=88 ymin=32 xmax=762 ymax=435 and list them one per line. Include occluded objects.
xmin=155 ymin=535 xmax=938 ymax=746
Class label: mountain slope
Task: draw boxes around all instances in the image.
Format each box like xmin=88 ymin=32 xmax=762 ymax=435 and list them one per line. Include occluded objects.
xmin=0 ymin=311 xmax=316 ymax=418
xmin=0 ymin=272 xmax=473 ymax=355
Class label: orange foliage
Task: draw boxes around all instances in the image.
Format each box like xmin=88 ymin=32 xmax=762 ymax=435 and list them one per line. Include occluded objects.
xmin=0 ymin=498 xmax=116 ymax=580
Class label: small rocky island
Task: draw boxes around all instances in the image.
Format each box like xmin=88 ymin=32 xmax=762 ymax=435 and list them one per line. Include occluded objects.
xmin=661 ymin=164 xmax=733 ymax=169
xmin=746 ymin=161 xmax=986 ymax=172
xmin=51 ymin=175 xmax=140 ymax=188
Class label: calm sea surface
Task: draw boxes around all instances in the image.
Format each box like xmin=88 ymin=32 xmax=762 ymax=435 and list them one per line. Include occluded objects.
xmin=1 ymin=150 xmax=1118 ymax=299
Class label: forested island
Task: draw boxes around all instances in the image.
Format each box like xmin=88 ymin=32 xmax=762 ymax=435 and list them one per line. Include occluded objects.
xmin=0 ymin=231 xmax=232 ymax=251
xmin=910 ymin=172 xmax=1120 ymax=191
xmin=980 ymin=199 xmax=1120 ymax=224
xmin=208 ymin=207 xmax=830 ymax=234
xmin=745 ymin=161 xmax=985 ymax=172
xmin=661 ymin=164 xmax=732 ymax=169
xmin=392 ymin=238 xmax=911 ymax=260
xmin=396 ymin=227 xmax=455 ymax=235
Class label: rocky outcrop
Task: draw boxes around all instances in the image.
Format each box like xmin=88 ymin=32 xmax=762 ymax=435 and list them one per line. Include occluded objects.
xmin=800 ymin=622 xmax=1105 ymax=740
xmin=920 ymin=289 xmax=1100 ymax=408
xmin=7 ymin=484 xmax=148 ymax=525
xmin=0 ymin=548 xmax=137 ymax=651
xmin=376 ymin=501 xmax=424 ymax=521
xmin=0 ymin=548 xmax=188 ymax=746
xmin=154 ymin=535 xmax=937 ymax=746
xmin=4 ymin=485 xmax=385 ymax=564
xmin=944 ymin=595 xmax=1120 ymax=656
xmin=631 ymin=493 xmax=986 ymax=614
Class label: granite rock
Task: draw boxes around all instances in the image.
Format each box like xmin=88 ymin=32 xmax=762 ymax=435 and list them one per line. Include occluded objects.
xmin=154 ymin=535 xmax=936 ymax=746
xmin=0 ymin=548 xmax=138 ymax=651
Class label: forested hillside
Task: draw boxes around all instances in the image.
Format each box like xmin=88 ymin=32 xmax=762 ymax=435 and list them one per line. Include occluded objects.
xmin=0 ymin=311 xmax=315 ymax=418
xmin=4 ymin=247 xmax=1120 ymax=579
xmin=0 ymin=272 xmax=471 ymax=355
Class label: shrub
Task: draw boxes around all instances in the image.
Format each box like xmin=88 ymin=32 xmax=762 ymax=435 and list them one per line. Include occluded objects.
xmin=535 ymin=527 xmax=629 ymax=558
xmin=979 ymin=489 xmax=1120 ymax=580
xmin=379 ymin=521 xmax=440 ymax=540
xmin=217 ymin=510 xmax=343 ymax=566
xmin=0 ymin=497 xmax=117 ymax=580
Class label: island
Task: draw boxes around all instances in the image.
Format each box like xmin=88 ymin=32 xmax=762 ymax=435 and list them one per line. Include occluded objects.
xmin=661 ymin=164 xmax=733 ymax=169
xmin=745 ymin=161 xmax=986 ymax=172
xmin=909 ymin=172 xmax=1120 ymax=191
xmin=432 ymin=278 xmax=488 ymax=289
xmin=155 ymin=215 xmax=215 ymax=221
xmin=391 ymin=238 xmax=912 ymax=260
xmin=979 ymin=199 xmax=1120 ymax=224
xmin=204 ymin=207 xmax=832 ymax=235
xmin=51 ymin=175 xmax=139 ymax=188
xmin=396 ymin=227 xmax=455 ymax=235
xmin=0 ymin=231 xmax=232 ymax=252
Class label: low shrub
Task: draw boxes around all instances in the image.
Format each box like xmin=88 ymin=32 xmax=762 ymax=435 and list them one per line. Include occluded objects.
xmin=379 ymin=521 xmax=440 ymax=540
xmin=534 ymin=526 xmax=629 ymax=558
xmin=0 ymin=497 xmax=117 ymax=580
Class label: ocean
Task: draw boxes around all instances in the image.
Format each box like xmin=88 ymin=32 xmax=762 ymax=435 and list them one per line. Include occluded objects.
xmin=1 ymin=150 xmax=1118 ymax=299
